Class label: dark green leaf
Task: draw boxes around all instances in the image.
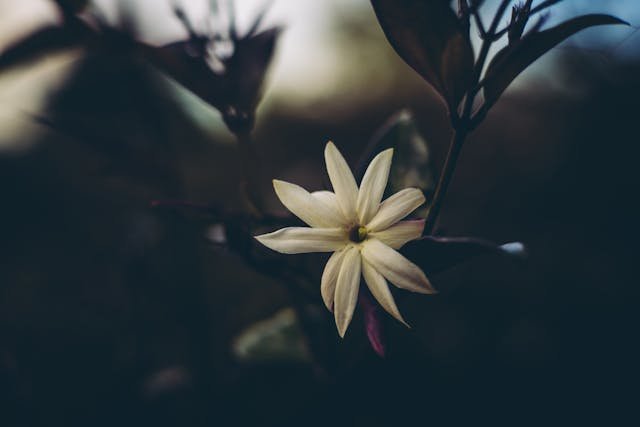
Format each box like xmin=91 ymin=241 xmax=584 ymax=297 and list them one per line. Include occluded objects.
xmin=400 ymin=236 xmax=527 ymax=277
xmin=370 ymin=0 xmax=474 ymax=112
xmin=483 ymin=14 xmax=628 ymax=108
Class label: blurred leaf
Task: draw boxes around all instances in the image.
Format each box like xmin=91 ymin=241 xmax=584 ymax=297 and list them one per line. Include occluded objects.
xmin=0 ymin=28 xmax=76 ymax=70
xmin=370 ymin=0 xmax=474 ymax=112
xmin=232 ymin=308 xmax=311 ymax=363
xmin=483 ymin=14 xmax=628 ymax=108
xmin=0 ymin=7 xmax=92 ymax=72
xmin=400 ymin=236 xmax=527 ymax=277
xmin=54 ymin=0 xmax=89 ymax=15
xmin=143 ymin=27 xmax=281 ymax=135
xmin=357 ymin=110 xmax=436 ymax=215
xmin=223 ymin=27 xmax=281 ymax=133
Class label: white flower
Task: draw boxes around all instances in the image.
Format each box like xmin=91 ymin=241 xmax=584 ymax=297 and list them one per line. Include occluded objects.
xmin=255 ymin=141 xmax=435 ymax=337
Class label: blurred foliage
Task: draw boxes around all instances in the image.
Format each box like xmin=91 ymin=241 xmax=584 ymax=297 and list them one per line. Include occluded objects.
xmin=356 ymin=110 xmax=436 ymax=217
xmin=232 ymin=308 xmax=311 ymax=363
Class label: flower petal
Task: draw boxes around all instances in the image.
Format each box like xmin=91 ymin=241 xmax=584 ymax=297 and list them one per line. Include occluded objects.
xmin=324 ymin=141 xmax=359 ymax=222
xmin=333 ymin=246 xmax=362 ymax=338
xmin=366 ymin=188 xmax=426 ymax=232
xmin=362 ymin=258 xmax=408 ymax=327
xmin=311 ymin=191 xmax=347 ymax=224
xmin=320 ymin=248 xmax=348 ymax=311
xmin=357 ymin=148 xmax=393 ymax=225
xmin=369 ymin=219 xmax=425 ymax=249
xmin=361 ymin=239 xmax=435 ymax=294
xmin=255 ymin=227 xmax=346 ymax=254
xmin=273 ymin=180 xmax=345 ymax=227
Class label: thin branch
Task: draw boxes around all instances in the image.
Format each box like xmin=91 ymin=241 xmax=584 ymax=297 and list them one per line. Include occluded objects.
xmin=424 ymin=128 xmax=468 ymax=234
xmin=530 ymin=0 xmax=564 ymax=16
xmin=246 ymin=0 xmax=275 ymax=38
xmin=473 ymin=9 xmax=487 ymax=38
xmin=494 ymin=0 xmax=563 ymax=39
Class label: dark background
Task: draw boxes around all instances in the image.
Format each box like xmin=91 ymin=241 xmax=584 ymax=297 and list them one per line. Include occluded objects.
xmin=1 ymin=0 xmax=639 ymax=425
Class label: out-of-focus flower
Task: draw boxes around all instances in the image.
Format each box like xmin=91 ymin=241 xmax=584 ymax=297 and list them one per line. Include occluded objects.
xmin=255 ymin=142 xmax=435 ymax=337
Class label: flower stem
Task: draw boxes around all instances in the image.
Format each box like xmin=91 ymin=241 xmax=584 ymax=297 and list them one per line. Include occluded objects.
xmin=424 ymin=126 xmax=467 ymax=234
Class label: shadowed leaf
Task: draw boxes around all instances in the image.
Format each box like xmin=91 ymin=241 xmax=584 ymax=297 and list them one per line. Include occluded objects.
xmin=370 ymin=0 xmax=474 ymax=112
xmin=483 ymin=14 xmax=628 ymax=108
xmin=53 ymin=0 xmax=89 ymax=16
xmin=0 ymin=27 xmax=80 ymax=70
xmin=0 ymin=2 xmax=93 ymax=71
xmin=142 ymin=27 xmax=281 ymax=134
xmin=401 ymin=236 xmax=527 ymax=277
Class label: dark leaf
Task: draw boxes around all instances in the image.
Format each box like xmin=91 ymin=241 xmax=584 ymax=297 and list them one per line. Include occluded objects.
xmin=0 ymin=28 xmax=76 ymax=70
xmin=141 ymin=27 xmax=281 ymax=134
xmin=0 ymin=6 xmax=93 ymax=71
xmin=483 ymin=14 xmax=628 ymax=108
xmin=400 ymin=236 xmax=526 ymax=277
xmin=53 ymin=0 xmax=89 ymax=16
xmin=370 ymin=0 xmax=474 ymax=112
xmin=223 ymin=27 xmax=281 ymax=133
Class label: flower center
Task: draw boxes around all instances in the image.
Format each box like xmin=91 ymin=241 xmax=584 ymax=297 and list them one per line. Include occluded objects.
xmin=349 ymin=225 xmax=368 ymax=243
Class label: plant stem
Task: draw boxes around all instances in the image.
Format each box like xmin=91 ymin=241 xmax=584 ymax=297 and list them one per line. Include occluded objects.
xmin=424 ymin=1 xmax=510 ymax=234
xmin=424 ymin=126 xmax=468 ymax=234
xmin=237 ymin=131 xmax=265 ymax=216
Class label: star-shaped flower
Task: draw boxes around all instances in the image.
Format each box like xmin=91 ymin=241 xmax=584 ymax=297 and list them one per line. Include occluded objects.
xmin=255 ymin=141 xmax=435 ymax=337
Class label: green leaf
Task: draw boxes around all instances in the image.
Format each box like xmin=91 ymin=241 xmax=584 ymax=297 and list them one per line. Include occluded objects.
xmin=370 ymin=0 xmax=474 ymax=112
xmin=483 ymin=14 xmax=628 ymax=108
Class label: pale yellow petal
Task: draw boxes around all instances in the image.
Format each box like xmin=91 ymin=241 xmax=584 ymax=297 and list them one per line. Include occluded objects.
xmin=311 ymin=191 xmax=348 ymax=224
xmin=255 ymin=227 xmax=346 ymax=254
xmin=366 ymin=188 xmax=425 ymax=232
xmin=333 ymin=246 xmax=361 ymax=338
xmin=320 ymin=248 xmax=348 ymax=311
xmin=362 ymin=258 xmax=409 ymax=327
xmin=369 ymin=219 xmax=425 ymax=249
xmin=361 ymin=239 xmax=435 ymax=294
xmin=324 ymin=141 xmax=359 ymax=222
xmin=273 ymin=180 xmax=345 ymax=228
xmin=357 ymin=148 xmax=393 ymax=225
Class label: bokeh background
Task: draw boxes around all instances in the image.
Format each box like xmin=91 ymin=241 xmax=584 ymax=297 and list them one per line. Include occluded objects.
xmin=1 ymin=0 xmax=639 ymax=425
